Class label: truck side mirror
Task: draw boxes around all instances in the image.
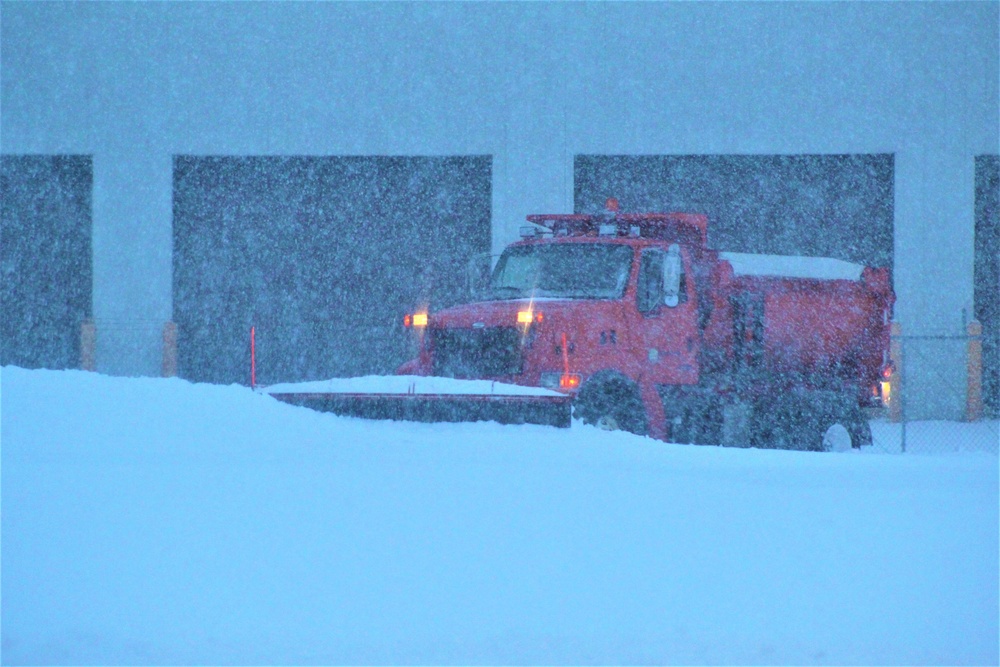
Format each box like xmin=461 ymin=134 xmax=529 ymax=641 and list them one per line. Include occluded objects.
xmin=664 ymin=244 xmax=681 ymax=308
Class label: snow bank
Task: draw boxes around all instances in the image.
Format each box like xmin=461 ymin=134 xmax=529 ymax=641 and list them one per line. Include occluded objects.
xmin=2 ymin=367 xmax=997 ymax=665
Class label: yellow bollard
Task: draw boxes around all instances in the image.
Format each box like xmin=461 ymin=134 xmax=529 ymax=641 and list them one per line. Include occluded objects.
xmin=162 ymin=321 xmax=178 ymax=378
xmin=888 ymin=321 xmax=902 ymax=422
xmin=80 ymin=319 xmax=96 ymax=371
xmin=966 ymin=320 xmax=983 ymax=422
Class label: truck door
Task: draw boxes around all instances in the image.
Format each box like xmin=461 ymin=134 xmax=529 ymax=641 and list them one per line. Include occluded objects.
xmin=731 ymin=291 xmax=765 ymax=383
xmin=636 ymin=244 xmax=700 ymax=385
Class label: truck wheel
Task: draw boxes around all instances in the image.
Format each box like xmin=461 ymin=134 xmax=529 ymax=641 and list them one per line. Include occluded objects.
xmin=574 ymin=374 xmax=648 ymax=436
xmin=752 ymin=396 xmax=871 ymax=452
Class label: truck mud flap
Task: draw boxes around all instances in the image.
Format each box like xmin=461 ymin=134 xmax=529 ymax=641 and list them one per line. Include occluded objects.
xmin=269 ymin=392 xmax=573 ymax=428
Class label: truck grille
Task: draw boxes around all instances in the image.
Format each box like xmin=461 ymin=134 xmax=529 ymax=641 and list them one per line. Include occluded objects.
xmin=431 ymin=327 xmax=523 ymax=378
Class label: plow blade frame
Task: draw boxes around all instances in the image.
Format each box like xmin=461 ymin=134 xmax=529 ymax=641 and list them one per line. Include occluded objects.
xmin=269 ymin=392 xmax=572 ymax=428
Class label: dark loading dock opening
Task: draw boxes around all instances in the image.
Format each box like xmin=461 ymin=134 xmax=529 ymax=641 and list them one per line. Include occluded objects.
xmin=975 ymin=155 xmax=999 ymax=415
xmin=1 ymin=155 xmax=93 ymax=370
xmin=172 ymin=155 xmax=491 ymax=385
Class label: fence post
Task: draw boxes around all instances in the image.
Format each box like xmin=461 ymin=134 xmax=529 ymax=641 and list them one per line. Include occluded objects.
xmin=966 ymin=320 xmax=983 ymax=421
xmin=162 ymin=321 xmax=178 ymax=378
xmin=889 ymin=321 xmax=903 ymax=423
xmin=80 ymin=318 xmax=96 ymax=371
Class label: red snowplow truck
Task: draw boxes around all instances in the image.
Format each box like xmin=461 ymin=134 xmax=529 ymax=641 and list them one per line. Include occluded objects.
xmin=399 ymin=200 xmax=895 ymax=451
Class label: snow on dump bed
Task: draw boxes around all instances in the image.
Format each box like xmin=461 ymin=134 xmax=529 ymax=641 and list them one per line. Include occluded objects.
xmin=2 ymin=366 xmax=997 ymax=665
xmin=264 ymin=374 xmax=563 ymax=396
xmin=720 ymin=251 xmax=865 ymax=281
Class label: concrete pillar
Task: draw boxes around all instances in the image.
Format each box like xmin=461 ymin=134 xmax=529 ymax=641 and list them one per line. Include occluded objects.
xmin=491 ymin=6 xmax=574 ymax=256
xmin=92 ymin=152 xmax=173 ymax=376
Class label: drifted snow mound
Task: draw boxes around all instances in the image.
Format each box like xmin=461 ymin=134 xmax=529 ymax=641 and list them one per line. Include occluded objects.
xmin=2 ymin=367 xmax=997 ymax=665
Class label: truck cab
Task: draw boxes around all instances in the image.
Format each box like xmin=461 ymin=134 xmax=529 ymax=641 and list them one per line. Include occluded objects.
xmin=400 ymin=206 xmax=716 ymax=440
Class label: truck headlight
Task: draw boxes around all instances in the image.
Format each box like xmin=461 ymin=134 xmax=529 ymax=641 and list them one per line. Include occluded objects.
xmin=541 ymin=372 xmax=581 ymax=391
xmin=404 ymin=313 xmax=428 ymax=328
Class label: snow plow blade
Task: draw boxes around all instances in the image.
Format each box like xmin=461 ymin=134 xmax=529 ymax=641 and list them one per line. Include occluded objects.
xmin=263 ymin=376 xmax=572 ymax=428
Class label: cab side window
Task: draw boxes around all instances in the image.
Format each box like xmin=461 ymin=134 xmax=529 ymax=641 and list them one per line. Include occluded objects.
xmin=638 ymin=249 xmax=664 ymax=313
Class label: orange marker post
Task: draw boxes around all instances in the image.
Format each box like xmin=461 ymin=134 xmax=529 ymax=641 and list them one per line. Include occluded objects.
xmin=966 ymin=320 xmax=983 ymax=422
xmin=162 ymin=321 xmax=178 ymax=377
xmin=80 ymin=319 xmax=96 ymax=372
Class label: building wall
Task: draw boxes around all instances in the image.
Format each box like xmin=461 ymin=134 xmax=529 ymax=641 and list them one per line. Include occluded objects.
xmin=2 ymin=2 xmax=997 ymax=414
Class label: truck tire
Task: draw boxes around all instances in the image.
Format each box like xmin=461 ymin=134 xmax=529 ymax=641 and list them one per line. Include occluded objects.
xmin=574 ymin=373 xmax=648 ymax=436
xmin=751 ymin=395 xmax=871 ymax=452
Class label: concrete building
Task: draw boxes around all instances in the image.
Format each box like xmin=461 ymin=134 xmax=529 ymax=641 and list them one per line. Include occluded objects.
xmin=2 ymin=2 xmax=997 ymax=418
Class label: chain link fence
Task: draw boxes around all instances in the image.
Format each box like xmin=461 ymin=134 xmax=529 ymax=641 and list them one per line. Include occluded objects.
xmin=869 ymin=333 xmax=998 ymax=454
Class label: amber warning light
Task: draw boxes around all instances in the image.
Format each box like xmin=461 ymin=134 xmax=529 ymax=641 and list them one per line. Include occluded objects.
xmin=404 ymin=313 xmax=428 ymax=328
xmin=560 ymin=373 xmax=581 ymax=389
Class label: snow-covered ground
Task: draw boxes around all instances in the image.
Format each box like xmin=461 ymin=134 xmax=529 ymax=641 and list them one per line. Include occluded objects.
xmin=2 ymin=367 xmax=997 ymax=665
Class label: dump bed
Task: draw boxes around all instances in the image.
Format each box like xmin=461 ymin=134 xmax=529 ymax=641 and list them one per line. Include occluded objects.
xmin=718 ymin=252 xmax=894 ymax=391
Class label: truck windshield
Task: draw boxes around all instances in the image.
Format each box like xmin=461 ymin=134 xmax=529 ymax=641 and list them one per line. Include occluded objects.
xmin=489 ymin=243 xmax=633 ymax=299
